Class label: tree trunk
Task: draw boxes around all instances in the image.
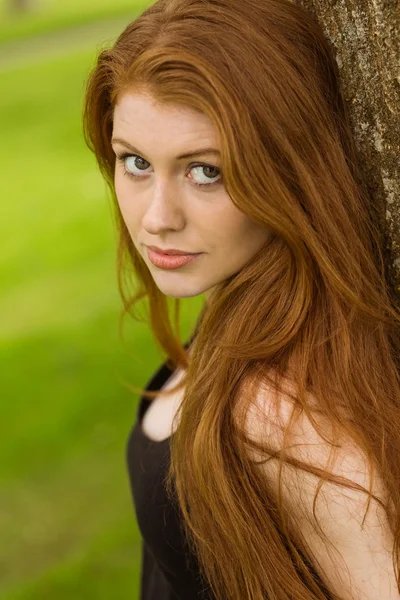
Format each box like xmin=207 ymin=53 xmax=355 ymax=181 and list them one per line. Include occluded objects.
xmin=294 ymin=0 xmax=400 ymax=305
xmin=8 ymin=0 xmax=34 ymax=14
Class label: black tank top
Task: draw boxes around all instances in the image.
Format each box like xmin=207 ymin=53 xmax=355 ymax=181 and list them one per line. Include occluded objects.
xmin=126 ymin=340 xmax=211 ymax=600
xmin=126 ymin=342 xmax=334 ymax=600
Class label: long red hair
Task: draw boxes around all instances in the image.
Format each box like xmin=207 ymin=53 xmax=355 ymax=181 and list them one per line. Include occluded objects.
xmin=83 ymin=1 xmax=400 ymax=598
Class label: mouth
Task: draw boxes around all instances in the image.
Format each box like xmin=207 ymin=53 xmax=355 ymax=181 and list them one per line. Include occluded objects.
xmin=147 ymin=247 xmax=203 ymax=270
xmin=147 ymin=245 xmax=200 ymax=256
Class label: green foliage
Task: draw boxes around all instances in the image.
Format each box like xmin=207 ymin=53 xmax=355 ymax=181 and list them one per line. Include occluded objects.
xmin=0 ymin=0 xmax=151 ymax=44
xmin=0 ymin=46 xmax=146 ymax=599
xmin=0 ymin=39 xmax=202 ymax=598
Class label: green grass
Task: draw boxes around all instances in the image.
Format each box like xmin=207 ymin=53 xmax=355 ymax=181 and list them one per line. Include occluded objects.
xmin=1 ymin=40 xmax=203 ymax=599
xmin=0 ymin=0 xmax=151 ymax=44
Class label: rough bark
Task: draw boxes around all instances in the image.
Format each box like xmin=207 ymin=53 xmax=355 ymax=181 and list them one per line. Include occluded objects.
xmin=294 ymin=0 xmax=400 ymax=305
xmin=7 ymin=0 xmax=35 ymax=14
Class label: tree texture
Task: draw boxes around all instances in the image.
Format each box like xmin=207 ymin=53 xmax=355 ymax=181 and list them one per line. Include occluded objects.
xmin=294 ymin=0 xmax=400 ymax=304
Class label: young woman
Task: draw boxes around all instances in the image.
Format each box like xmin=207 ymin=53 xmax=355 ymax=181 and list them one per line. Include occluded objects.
xmin=83 ymin=0 xmax=400 ymax=598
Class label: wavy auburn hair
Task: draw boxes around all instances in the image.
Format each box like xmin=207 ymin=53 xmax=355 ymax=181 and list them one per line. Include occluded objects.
xmin=83 ymin=0 xmax=400 ymax=598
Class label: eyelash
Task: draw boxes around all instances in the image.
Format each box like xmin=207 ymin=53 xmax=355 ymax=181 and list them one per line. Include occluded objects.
xmin=115 ymin=152 xmax=222 ymax=189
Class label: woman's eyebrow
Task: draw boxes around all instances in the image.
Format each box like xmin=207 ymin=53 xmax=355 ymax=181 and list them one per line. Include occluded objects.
xmin=111 ymin=137 xmax=221 ymax=160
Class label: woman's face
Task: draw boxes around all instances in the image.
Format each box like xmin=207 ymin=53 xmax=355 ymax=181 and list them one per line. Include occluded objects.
xmin=112 ymin=91 xmax=270 ymax=301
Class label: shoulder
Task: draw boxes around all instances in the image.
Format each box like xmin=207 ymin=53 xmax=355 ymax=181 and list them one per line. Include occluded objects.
xmin=234 ymin=373 xmax=397 ymax=599
xmin=235 ymin=370 xmax=388 ymax=509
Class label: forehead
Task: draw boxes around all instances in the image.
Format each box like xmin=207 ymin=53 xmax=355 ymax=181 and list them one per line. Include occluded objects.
xmin=113 ymin=91 xmax=219 ymax=146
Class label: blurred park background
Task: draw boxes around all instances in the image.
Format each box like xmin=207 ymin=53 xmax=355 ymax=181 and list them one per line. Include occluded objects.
xmin=1 ymin=0 xmax=203 ymax=597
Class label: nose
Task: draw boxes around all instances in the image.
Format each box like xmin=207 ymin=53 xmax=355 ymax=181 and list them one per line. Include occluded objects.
xmin=142 ymin=179 xmax=185 ymax=234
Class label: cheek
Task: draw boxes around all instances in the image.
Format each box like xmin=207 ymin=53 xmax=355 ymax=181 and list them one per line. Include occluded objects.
xmin=115 ymin=177 xmax=134 ymax=218
xmin=224 ymin=212 xmax=257 ymax=240
xmin=115 ymin=171 xmax=127 ymax=200
xmin=226 ymin=215 xmax=269 ymax=256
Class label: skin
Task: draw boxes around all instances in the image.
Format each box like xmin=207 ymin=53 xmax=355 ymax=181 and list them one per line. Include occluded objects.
xmin=111 ymin=90 xmax=271 ymax=302
xmin=112 ymin=93 xmax=400 ymax=596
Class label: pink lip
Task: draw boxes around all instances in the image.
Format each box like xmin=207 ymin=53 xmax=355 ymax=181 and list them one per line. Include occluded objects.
xmin=147 ymin=247 xmax=203 ymax=270
xmin=148 ymin=245 xmax=198 ymax=256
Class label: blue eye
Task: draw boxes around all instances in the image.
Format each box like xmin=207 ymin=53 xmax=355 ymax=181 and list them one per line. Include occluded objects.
xmin=115 ymin=152 xmax=222 ymax=188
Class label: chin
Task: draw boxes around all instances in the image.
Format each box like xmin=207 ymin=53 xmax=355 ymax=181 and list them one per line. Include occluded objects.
xmin=167 ymin=291 xmax=204 ymax=299
xmin=153 ymin=282 xmax=206 ymax=300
